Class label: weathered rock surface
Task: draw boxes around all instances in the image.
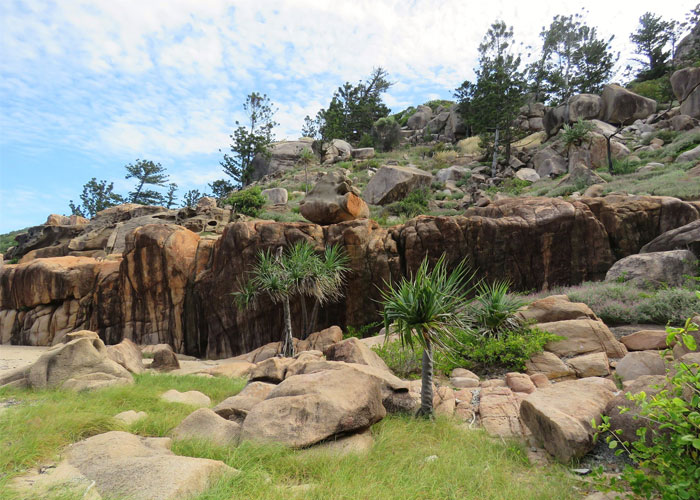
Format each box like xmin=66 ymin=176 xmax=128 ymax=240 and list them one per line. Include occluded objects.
xmin=525 ymin=351 xmax=575 ymax=380
xmin=299 ymin=171 xmax=369 ymax=225
xmin=671 ymin=67 xmax=700 ymax=119
xmin=172 ymin=408 xmax=241 ymax=446
xmin=114 ymin=410 xmax=147 ymax=425
xmin=600 ymin=84 xmax=656 ymax=125
xmin=566 ymin=352 xmax=610 ymax=377
xmin=213 ymin=394 xmax=262 ymax=424
xmin=261 ymin=188 xmax=288 ymax=205
xmin=518 ymin=295 xmax=598 ymax=324
xmin=520 ymin=377 xmax=617 ymax=462
xmin=15 ymin=431 xmax=234 ymax=500
xmin=362 ymin=165 xmax=433 ymax=205
xmin=605 ymin=249 xmax=696 ymax=288
xmin=480 ymin=387 xmax=527 ymax=438
xmin=620 ymin=330 xmax=670 ymax=351
xmin=160 ymin=389 xmax=211 ymax=407
xmin=641 ymin=220 xmax=700 ymax=256
xmin=250 ymin=139 xmax=314 ymax=181
xmin=540 ymin=319 xmax=628 ymax=359
xmin=606 ymin=375 xmax=667 ymax=444
xmin=106 ymin=338 xmax=145 ymax=374
xmin=241 ymin=368 xmax=386 ymax=447
xmin=532 ymin=147 xmax=567 ymax=178
xmin=615 ymin=351 xmax=667 ymax=381
xmin=323 ymin=337 xmax=390 ymax=372
xmin=150 ymin=346 xmax=181 ymax=371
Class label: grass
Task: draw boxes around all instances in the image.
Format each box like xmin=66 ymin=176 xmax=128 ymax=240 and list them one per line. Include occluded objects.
xmin=0 ymin=374 xmax=584 ymax=500
xmin=524 ymin=281 xmax=700 ymax=326
xmin=0 ymin=373 xmax=245 ymax=496
xmin=0 ymin=228 xmax=28 ymax=254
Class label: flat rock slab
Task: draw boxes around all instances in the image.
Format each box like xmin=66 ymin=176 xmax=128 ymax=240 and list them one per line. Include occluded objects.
xmin=172 ymin=408 xmax=241 ymax=446
xmin=620 ymin=330 xmax=669 ymax=351
xmin=160 ymin=389 xmax=211 ymax=407
xmin=540 ymin=319 xmax=627 ymax=359
xmin=615 ymin=351 xmax=667 ymax=381
xmin=13 ymin=431 xmax=234 ymax=500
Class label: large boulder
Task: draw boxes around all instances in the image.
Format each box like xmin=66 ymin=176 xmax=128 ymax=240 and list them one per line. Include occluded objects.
xmin=568 ymin=94 xmax=603 ymax=122
xmin=362 ymin=165 xmax=433 ymax=205
xmin=519 ymin=377 xmax=617 ymax=462
xmin=615 ymin=351 xmax=667 ymax=381
xmin=296 ymin=325 xmax=344 ymax=352
xmin=677 ymin=144 xmax=700 ymax=163
xmin=543 ymin=105 xmax=568 ymax=136
xmin=261 ymin=188 xmax=288 ymax=205
xmin=600 ymin=84 xmax=657 ymax=125
xmin=240 ymin=368 xmax=386 ymax=447
xmin=171 ymin=408 xmax=241 ymax=446
xmin=106 ymin=338 xmax=145 ymax=374
xmin=479 ymin=387 xmax=528 ymax=438
xmin=16 ymin=431 xmax=234 ymax=500
xmin=606 ymin=374 xmax=667 ymax=444
xmin=26 ymin=336 xmax=133 ymax=391
xmin=539 ymin=319 xmax=628 ymax=359
xmin=605 ymin=249 xmax=696 ymax=288
xmin=322 ymin=337 xmax=390 ymax=372
xmin=250 ymin=140 xmax=314 ymax=181
xmin=620 ymin=330 xmax=669 ymax=351
xmin=532 ymin=147 xmax=567 ymax=178
xmin=299 ymin=171 xmax=369 ymax=225
xmin=525 ymin=351 xmax=575 ymax=380
xmin=407 ymin=110 xmax=432 ymax=130
xmin=671 ymin=67 xmax=700 ymax=119
xmin=640 ymin=219 xmax=700 ymax=256
xmin=518 ymin=295 xmax=598 ymax=324
xmin=322 ymin=139 xmax=353 ymax=164
xmin=435 ymin=165 xmax=470 ymax=184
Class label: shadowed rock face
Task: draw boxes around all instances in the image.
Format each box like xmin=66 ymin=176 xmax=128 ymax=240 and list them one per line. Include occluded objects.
xmin=1 ymin=196 xmax=698 ymax=358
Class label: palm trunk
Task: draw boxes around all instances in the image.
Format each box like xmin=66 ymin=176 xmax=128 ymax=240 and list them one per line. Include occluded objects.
xmin=300 ymin=298 xmax=309 ymax=337
xmin=417 ymin=339 xmax=434 ymax=418
xmin=281 ymin=296 xmax=295 ymax=357
xmin=308 ymin=300 xmax=320 ymax=337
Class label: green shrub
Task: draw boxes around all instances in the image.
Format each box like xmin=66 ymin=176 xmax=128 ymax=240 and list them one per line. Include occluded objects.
xmin=593 ymin=319 xmax=700 ymax=499
xmin=610 ymin=158 xmax=639 ymax=175
xmin=469 ymin=281 xmax=526 ymax=338
xmin=386 ymin=188 xmax=432 ymax=217
xmin=357 ymin=132 xmax=375 ymax=148
xmin=667 ymin=131 xmax=700 ymax=158
xmin=0 ymin=228 xmax=28 ymax=254
xmin=372 ymin=340 xmax=423 ymax=379
xmin=371 ymin=117 xmax=401 ymax=152
xmin=424 ymin=99 xmax=454 ymax=111
xmin=626 ymin=75 xmax=674 ymax=103
xmin=561 ymin=119 xmax=595 ymax=147
xmin=344 ymin=322 xmax=379 ymax=339
xmin=223 ymin=187 xmax=266 ymax=217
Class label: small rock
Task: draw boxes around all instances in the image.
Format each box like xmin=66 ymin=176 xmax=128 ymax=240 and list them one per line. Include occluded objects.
xmin=114 ymin=410 xmax=147 ymax=426
xmin=160 ymin=389 xmax=211 ymax=408
xmin=172 ymin=408 xmax=241 ymax=446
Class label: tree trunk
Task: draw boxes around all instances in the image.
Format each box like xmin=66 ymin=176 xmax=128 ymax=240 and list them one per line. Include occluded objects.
xmin=491 ymin=128 xmax=500 ymax=178
xmin=281 ymin=296 xmax=295 ymax=357
xmin=308 ymin=300 xmax=320 ymax=337
xmin=606 ymin=134 xmax=614 ymax=175
xmin=417 ymin=339 xmax=434 ymax=418
xmin=300 ymin=298 xmax=308 ymax=337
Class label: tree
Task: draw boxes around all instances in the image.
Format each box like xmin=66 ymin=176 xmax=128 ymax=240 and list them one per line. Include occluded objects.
xmin=125 ymin=159 xmax=169 ymax=206
xmin=69 ymin=178 xmax=124 ymax=218
xmin=181 ymin=189 xmax=202 ymax=208
xmin=297 ymin=148 xmax=315 ymax=195
xmin=455 ymin=21 xmax=527 ymax=172
xmin=630 ymin=12 xmax=672 ymax=80
xmin=165 ymin=183 xmax=178 ymax=209
xmin=380 ymin=255 xmax=475 ymax=417
xmin=208 ymin=179 xmax=235 ymax=200
xmin=313 ymin=68 xmax=392 ymax=144
xmin=235 ymin=241 xmax=349 ymax=357
xmin=220 ymin=93 xmax=278 ymax=187
xmin=371 ymin=116 xmax=401 ymax=152
xmin=528 ymin=12 xmax=617 ymax=105
xmin=301 ymin=115 xmax=321 ymax=140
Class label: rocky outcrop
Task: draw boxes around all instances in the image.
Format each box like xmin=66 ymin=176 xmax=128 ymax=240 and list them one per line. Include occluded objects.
xmin=299 ymin=171 xmax=369 ymax=225
xmin=641 ymin=220 xmax=700 ymax=256
xmin=250 ymin=139 xmax=315 ymax=181
xmin=2 ymin=196 xmax=697 ymax=359
xmin=362 ymin=165 xmax=433 ymax=205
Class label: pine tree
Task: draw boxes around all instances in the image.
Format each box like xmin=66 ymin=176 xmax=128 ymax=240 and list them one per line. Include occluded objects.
xmin=220 ymin=93 xmax=277 ymax=186
xmin=69 ymin=178 xmax=124 ymax=218
xmin=125 ymin=159 xmax=169 ymax=206
xmin=630 ymin=12 xmax=672 ymax=80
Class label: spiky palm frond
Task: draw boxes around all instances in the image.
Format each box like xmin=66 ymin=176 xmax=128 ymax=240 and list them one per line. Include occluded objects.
xmin=469 ymin=280 xmax=525 ymax=338
xmin=380 ymin=255 xmax=476 ymax=353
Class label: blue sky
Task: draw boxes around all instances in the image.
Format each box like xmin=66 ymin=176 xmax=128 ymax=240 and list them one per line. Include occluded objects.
xmin=0 ymin=0 xmax=695 ymax=233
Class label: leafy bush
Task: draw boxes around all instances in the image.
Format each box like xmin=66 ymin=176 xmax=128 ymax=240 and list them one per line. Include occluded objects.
xmin=424 ymin=99 xmax=454 ymax=111
xmin=344 ymin=322 xmax=380 ymax=339
xmin=610 ymin=158 xmax=639 ymax=175
xmin=223 ymin=186 xmax=266 ymax=217
xmin=372 ymin=340 xmax=423 ymax=379
xmin=593 ymin=319 xmax=700 ymax=500
xmin=434 ymin=150 xmax=458 ymax=166
xmin=357 ymin=132 xmax=375 ymax=148
xmin=561 ymin=118 xmax=595 ymax=147
xmin=627 ymin=75 xmax=674 ymax=104
xmin=526 ymin=282 xmax=699 ymax=326
xmin=667 ymin=131 xmax=700 ymax=158
xmin=642 ymin=129 xmax=680 ymax=146
xmin=469 ymin=281 xmax=526 ymax=338
xmin=0 ymin=228 xmax=27 ymax=254
xmin=386 ymin=188 xmax=432 ymax=217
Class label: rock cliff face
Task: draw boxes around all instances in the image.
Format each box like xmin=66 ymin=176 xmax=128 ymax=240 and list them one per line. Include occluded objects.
xmin=1 ymin=196 xmax=697 ymax=358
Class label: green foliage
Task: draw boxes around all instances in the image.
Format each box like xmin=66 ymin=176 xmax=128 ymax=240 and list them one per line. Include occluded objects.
xmin=372 ymin=340 xmax=423 ymax=379
xmin=561 ymin=118 xmax=595 ymax=147
xmin=610 ymin=157 xmax=640 ymax=175
xmin=385 ymin=188 xmax=432 ymax=218
xmin=593 ymin=319 xmax=700 ymax=500
xmin=528 ymin=12 xmax=618 ymax=104
xmin=69 ymin=178 xmax=124 ymax=217
xmin=371 ymin=116 xmax=401 ymax=152
xmin=344 ymin=322 xmax=379 ymax=339
xmin=629 ymin=12 xmax=673 ymax=81
xmin=220 ymin=92 xmax=278 ymax=186
xmin=357 ymin=132 xmax=375 ymax=148
xmin=313 ymin=67 xmax=392 ymax=144
xmin=208 ymin=179 xmax=235 ymax=200
xmin=125 ymin=159 xmax=169 ymax=205
xmin=0 ymin=228 xmax=28 ymax=254
xmin=223 ymin=186 xmax=266 ymax=217
xmin=627 ymin=75 xmax=674 ymax=103
xmin=165 ymin=182 xmax=178 ymax=209
xmin=527 ymin=281 xmax=700 ymax=326
xmin=424 ymin=99 xmax=455 ymax=111
xmin=469 ymin=281 xmax=527 ymax=339
xmin=485 ymin=178 xmax=531 ymax=196
xmin=182 ymin=189 xmax=204 ymax=208
xmin=455 ymin=21 xmax=527 ymax=152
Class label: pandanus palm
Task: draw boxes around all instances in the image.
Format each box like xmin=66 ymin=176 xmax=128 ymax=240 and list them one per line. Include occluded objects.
xmin=234 ymin=240 xmax=349 ymax=357
xmin=380 ymin=255 xmax=475 ymax=417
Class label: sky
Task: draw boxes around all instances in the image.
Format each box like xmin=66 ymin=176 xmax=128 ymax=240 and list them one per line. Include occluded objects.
xmin=0 ymin=0 xmax=696 ymax=233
